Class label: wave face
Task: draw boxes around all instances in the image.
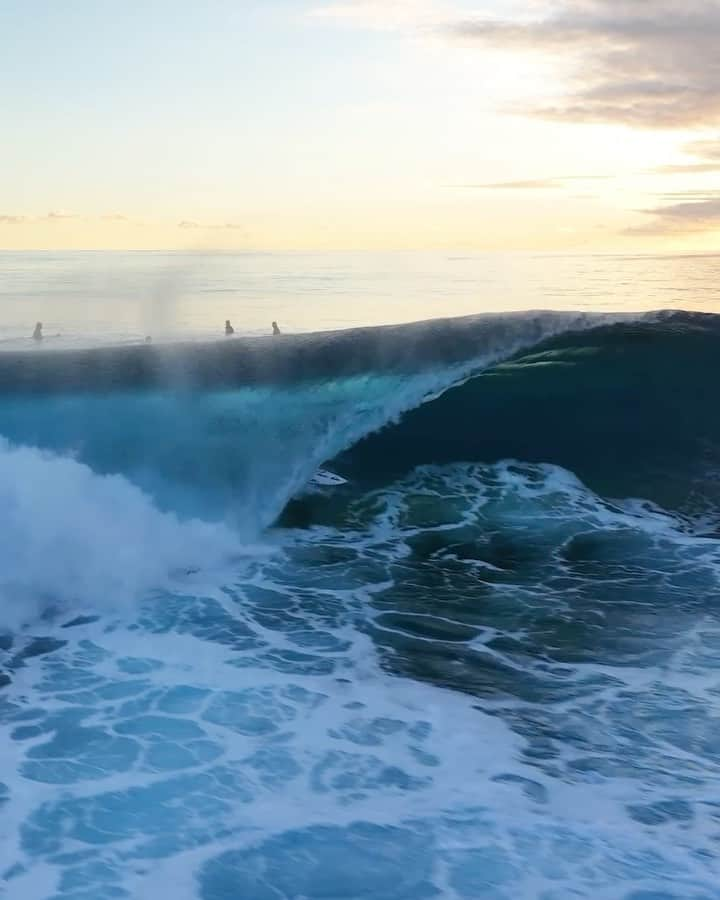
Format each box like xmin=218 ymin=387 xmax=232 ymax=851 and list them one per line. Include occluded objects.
xmin=330 ymin=311 xmax=720 ymax=519
xmin=0 ymin=310 xmax=608 ymax=528
xmin=1 ymin=309 xmax=720 ymax=900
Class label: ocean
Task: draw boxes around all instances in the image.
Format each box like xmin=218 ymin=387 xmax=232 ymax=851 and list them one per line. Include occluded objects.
xmin=1 ymin=251 xmax=719 ymax=899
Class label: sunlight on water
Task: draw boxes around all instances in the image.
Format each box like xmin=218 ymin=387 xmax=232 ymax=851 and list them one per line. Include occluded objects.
xmin=0 ymin=250 xmax=719 ymax=349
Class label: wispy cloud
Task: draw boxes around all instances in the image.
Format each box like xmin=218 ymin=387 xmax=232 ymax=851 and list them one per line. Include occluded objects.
xmin=654 ymin=136 xmax=720 ymax=173
xmin=210 ymin=222 xmax=247 ymax=231
xmin=635 ymin=135 xmax=720 ymax=232
xmin=632 ymin=196 xmax=720 ymax=235
xmin=309 ymin=2 xmax=720 ymax=131
xmin=0 ymin=211 xmax=250 ymax=243
xmin=444 ymin=0 xmax=720 ymax=129
xmin=684 ymin=138 xmax=720 ymax=161
xmin=1 ymin=212 xmax=80 ymax=225
xmin=178 ymin=219 xmax=247 ymax=232
xmin=1 ymin=213 xmax=245 ymax=232
xmin=655 ymin=162 xmax=720 ymax=174
xmin=0 ymin=212 xmax=79 ymax=225
xmin=458 ymin=175 xmax=609 ymax=190
xmin=655 ymin=189 xmax=720 ymax=199
xmin=462 ymin=178 xmax=563 ymax=190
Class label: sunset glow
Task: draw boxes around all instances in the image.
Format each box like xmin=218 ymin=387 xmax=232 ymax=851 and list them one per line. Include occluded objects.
xmin=3 ymin=0 xmax=720 ymax=252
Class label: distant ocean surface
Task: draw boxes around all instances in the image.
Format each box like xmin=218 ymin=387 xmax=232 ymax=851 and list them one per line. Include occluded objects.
xmin=1 ymin=251 xmax=720 ymax=899
xmin=1 ymin=249 xmax=719 ymax=346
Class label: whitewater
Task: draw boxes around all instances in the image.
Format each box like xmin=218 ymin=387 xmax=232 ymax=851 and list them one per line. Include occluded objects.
xmin=2 ymin=252 xmax=720 ymax=900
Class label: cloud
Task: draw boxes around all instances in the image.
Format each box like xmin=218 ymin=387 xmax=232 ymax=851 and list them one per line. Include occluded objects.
xmin=684 ymin=138 xmax=720 ymax=160
xmin=178 ymin=220 xmax=248 ymax=233
xmin=0 ymin=212 xmax=142 ymax=226
xmin=654 ymin=136 xmax=720 ymax=173
xmin=1 ymin=211 xmax=245 ymax=235
xmin=459 ymin=174 xmax=609 ymax=190
xmin=1 ymin=212 xmax=83 ymax=225
xmin=632 ymin=196 xmax=720 ymax=235
xmin=655 ymin=162 xmax=720 ymax=174
xmin=463 ymin=178 xmax=564 ymax=190
xmin=445 ymin=0 xmax=720 ymax=129
xmin=655 ymin=189 xmax=720 ymax=199
xmin=206 ymin=222 xmax=248 ymax=231
xmin=635 ymin=131 xmax=720 ymax=231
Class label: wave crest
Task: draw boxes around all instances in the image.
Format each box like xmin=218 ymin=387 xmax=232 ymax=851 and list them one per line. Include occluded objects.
xmin=0 ymin=439 xmax=237 ymax=629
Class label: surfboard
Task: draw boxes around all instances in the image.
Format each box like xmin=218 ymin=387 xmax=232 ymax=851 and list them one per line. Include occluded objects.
xmin=310 ymin=468 xmax=348 ymax=487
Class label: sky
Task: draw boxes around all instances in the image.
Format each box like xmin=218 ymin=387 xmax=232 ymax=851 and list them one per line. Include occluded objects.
xmin=1 ymin=0 xmax=720 ymax=251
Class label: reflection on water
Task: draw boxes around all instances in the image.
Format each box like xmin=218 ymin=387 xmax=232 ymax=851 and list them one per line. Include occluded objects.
xmin=1 ymin=249 xmax=719 ymax=348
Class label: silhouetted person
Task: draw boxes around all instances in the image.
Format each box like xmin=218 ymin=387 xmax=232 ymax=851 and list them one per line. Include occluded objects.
xmin=225 ymin=319 xmax=235 ymax=336
xmin=32 ymin=322 xmax=43 ymax=341
xmin=272 ymin=321 xmax=281 ymax=335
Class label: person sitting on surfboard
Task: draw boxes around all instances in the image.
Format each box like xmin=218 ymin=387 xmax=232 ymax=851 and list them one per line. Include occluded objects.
xmin=32 ymin=322 xmax=43 ymax=340
xmin=272 ymin=321 xmax=281 ymax=335
xmin=225 ymin=319 xmax=235 ymax=336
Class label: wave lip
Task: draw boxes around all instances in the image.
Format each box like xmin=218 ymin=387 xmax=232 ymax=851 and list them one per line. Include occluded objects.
xmin=0 ymin=309 xmax=625 ymax=394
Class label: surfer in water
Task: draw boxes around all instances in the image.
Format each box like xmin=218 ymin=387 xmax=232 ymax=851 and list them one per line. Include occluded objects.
xmin=225 ymin=319 xmax=235 ymax=336
xmin=32 ymin=322 xmax=43 ymax=341
xmin=272 ymin=321 xmax=281 ymax=335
